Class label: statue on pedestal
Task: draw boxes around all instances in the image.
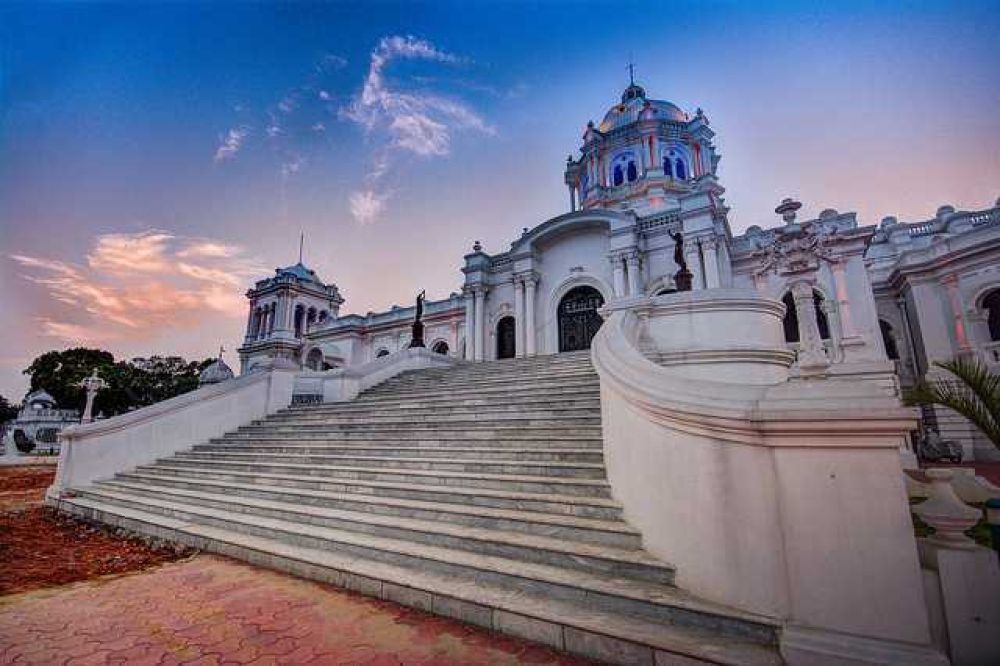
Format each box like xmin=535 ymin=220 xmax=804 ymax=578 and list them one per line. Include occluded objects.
xmin=669 ymin=230 xmax=693 ymax=292
xmin=408 ymin=290 xmax=427 ymax=348
xmin=78 ymin=368 xmax=107 ymax=423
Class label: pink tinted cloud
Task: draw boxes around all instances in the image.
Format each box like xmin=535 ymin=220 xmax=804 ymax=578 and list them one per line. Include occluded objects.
xmin=9 ymin=231 xmax=264 ymax=345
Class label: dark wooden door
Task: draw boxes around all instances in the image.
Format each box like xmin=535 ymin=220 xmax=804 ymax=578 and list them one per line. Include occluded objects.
xmin=558 ymin=286 xmax=604 ymax=352
xmin=496 ymin=317 xmax=516 ymax=359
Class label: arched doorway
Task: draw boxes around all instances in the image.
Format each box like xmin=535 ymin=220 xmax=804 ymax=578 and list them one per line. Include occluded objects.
xmin=496 ymin=317 xmax=516 ymax=359
xmin=558 ymin=286 xmax=604 ymax=352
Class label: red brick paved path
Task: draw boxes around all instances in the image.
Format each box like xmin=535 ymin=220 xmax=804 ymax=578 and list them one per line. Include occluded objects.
xmin=0 ymin=554 xmax=597 ymax=665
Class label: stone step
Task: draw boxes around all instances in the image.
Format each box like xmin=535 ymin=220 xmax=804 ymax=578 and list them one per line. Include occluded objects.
xmin=363 ymin=376 xmax=599 ymax=395
xmin=281 ymin=398 xmax=602 ymax=417
xmin=265 ymin=405 xmax=601 ymax=422
xmin=213 ymin=433 xmax=604 ymax=446
xmin=130 ymin=465 xmax=624 ymax=519
xmin=283 ymin=387 xmax=601 ymax=411
xmin=235 ymin=422 xmax=602 ymax=436
xmin=173 ymin=451 xmax=607 ymax=479
xmin=56 ymin=496 xmax=780 ymax=666
xmin=260 ymin=410 xmax=602 ymax=425
xmin=112 ymin=472 xmax=638 ymax=547
xmin=87 ymin=482 xmax=662 ymax=580
xmin=376 ymin=372 xmax=598 ymax=388
xmin=193 ymin=444 xmax=604 ymax=463
xmin=154 ymin=458 xmax=614 ymax=497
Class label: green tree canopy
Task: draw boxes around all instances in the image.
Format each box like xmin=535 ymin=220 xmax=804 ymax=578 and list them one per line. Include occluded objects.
xmin=0 ymin=395 xmax=20 ymax=423
xmin=22 ymin=348 xmax=215 ymax=417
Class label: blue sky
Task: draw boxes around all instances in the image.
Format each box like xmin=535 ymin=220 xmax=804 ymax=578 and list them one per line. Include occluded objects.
xmin=1 ymin=1 xmax=998 ymax=399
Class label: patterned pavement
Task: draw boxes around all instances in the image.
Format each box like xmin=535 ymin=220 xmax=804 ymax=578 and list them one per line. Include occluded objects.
xmin=0 ymin=554 xmax=595 ymax=665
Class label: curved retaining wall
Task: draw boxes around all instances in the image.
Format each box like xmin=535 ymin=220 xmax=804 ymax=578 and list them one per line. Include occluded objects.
xmin=592 ymin=290 xmax=944 ymax=664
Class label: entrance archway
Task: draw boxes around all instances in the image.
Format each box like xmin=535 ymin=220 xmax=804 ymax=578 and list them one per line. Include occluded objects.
xmin=558 ymin=286 xmax=604 ymax=352
xmin=496 ymin=317 xmax=516 ymax=359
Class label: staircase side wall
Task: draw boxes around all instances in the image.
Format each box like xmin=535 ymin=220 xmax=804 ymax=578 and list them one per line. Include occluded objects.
xmin=592 ymin=294 xmax=946 ymax=663
xmin=49 ymin=369 xmax=296 ymax=494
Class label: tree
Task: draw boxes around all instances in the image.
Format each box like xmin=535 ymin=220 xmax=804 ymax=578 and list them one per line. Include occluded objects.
xmin=0 ymin=395 xmax=19 ymax=423
xmin=23 ymin=348 xmax=216 ymax=417
xmin=903 ymin=357 xmax=1000 ymax=450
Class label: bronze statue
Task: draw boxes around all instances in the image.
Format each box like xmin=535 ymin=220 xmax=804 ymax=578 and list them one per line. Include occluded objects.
xmin=414 ymin=290 xmax=426 ymax=323
xmin=669 ymin=230 xmax=693 ymax=292
xmin=669 ymin=230 xmax=687 ymax=272
xmin=409 ymin=290 xmax=427 ymax=348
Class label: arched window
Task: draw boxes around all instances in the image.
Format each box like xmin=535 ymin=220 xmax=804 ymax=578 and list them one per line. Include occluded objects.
xmin=814 ymin=292 xmax=831 ymax=340
xmin=675 ymin=159 xmax=687 ymax=180
xmin=782 ymin=290 xmax=831 ymax=343
xmin=432 ymin=341 xmax=449 ymax=355
xmin=375 ymin=348 xmax=390 ymax=358
xmin=782 ymin=292 xmax=799 ymax=343
xmin=984 ymin=289 xmax=1000 ymax=342
xmin=662 ymin=157 xmax=673 ymax=179
xmin=880 ymin=320 xmax=900 ymax=360
xmin=294 ymin=305 xmax=305 ymax=338
xmin=626 ymin=160 xmax=638 ymax=182
xmin=305 ymin=348 xmax=324 ymax=371
xmin=613 ymin=165 xmax=624 ymax=186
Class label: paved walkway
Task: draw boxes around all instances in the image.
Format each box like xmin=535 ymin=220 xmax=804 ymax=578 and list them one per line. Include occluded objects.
xmin=0 ymin=554 xmax=594 ymax=665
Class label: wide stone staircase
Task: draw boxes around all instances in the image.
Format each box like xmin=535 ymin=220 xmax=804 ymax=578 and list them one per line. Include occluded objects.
xmin=56 ymin=351 xmax=782 ymax=665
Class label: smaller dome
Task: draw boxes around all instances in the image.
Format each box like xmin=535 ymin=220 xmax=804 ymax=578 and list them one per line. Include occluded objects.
xmin=199 ymin=358 xmax=234 ymax=385
xmin=25 ymin=390 xmax=57 ymax=408
xmin=276 ymin=262 xmax=324 ymax=285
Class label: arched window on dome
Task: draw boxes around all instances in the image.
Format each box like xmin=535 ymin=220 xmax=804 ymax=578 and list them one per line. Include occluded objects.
xmin=611 ymin=152 xmax=637 ymax=187
xmin=661 ymin=148 xmax=689 ymax=181
xmin=675 ymin=159 xmax=687 ymax=180
xmin=662 ymin=156 xmax=673 ymax=179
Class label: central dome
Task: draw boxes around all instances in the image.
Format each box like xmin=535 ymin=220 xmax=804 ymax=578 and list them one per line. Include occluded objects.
xmin=598 ymin=84 xmax=688 ymax=132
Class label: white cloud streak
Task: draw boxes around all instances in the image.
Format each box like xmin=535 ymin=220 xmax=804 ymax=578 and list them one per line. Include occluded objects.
xmin=9 ymin=231 xmax=265 ymax=345
xmin=341 ymin=35 xmax=494 ymax=224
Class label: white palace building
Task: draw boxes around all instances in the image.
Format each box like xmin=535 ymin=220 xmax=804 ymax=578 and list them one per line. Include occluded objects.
xmin=53 ymin=81 xmax=1000 ymax=665
xmin=239 ymin=80 xmax=1000 ymax=463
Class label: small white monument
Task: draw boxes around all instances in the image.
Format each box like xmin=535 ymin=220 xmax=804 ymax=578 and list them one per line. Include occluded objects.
xmin=78 ymin=368 xmax=107 ymax=424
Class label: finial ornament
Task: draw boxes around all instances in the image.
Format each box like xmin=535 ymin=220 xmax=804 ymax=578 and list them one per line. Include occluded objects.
xmin=473 ymin=240 xmax=482 ymax=252
xmin=775 ymin=198 xmax=803 ymax=225
xmin=298 ymin=232 xmax=304 ymax=264
xmin=628 ymin=61 xmax=635 ymax=86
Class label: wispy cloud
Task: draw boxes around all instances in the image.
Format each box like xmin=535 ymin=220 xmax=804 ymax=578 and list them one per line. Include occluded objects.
xmin=9 ymin=231 xmax=265 ymax=345
xmin=341 ymin=36 xmax=494 ymax=222
xmin=349 ymin=189 xmax=388 ymax=226
xmin=214 ymin=126 xmax=249 ymax=162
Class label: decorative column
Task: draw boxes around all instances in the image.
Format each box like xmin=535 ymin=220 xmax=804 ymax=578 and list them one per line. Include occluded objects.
xmin=831 ymin=260 xmax=856 ymax=338
xmin=524 ymin=277 xmax=537 ymax=356
xmin=701 ymin=239 xmax=720 ymax=289
xmin=611 ymin=254 xmax=626 ymax=298
xmin=791 ymin=280 xmax=830 ymax=374
xmin=684 ymin=243 xmax=704 ymax=290
xmin=463 ymin=289 xmax=476 ymax=360
xmin=942 ymin=274 xmax=972 ymax=353
xmin=474 ymin=287 xmax=486 ymax=362
xmin=245 ymin=304 xmax=256 ymax=341
xmin=513 ymin=277 xmax=526 ymax=358
xmin=625 ymin=252 xmax=642 ymax=297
